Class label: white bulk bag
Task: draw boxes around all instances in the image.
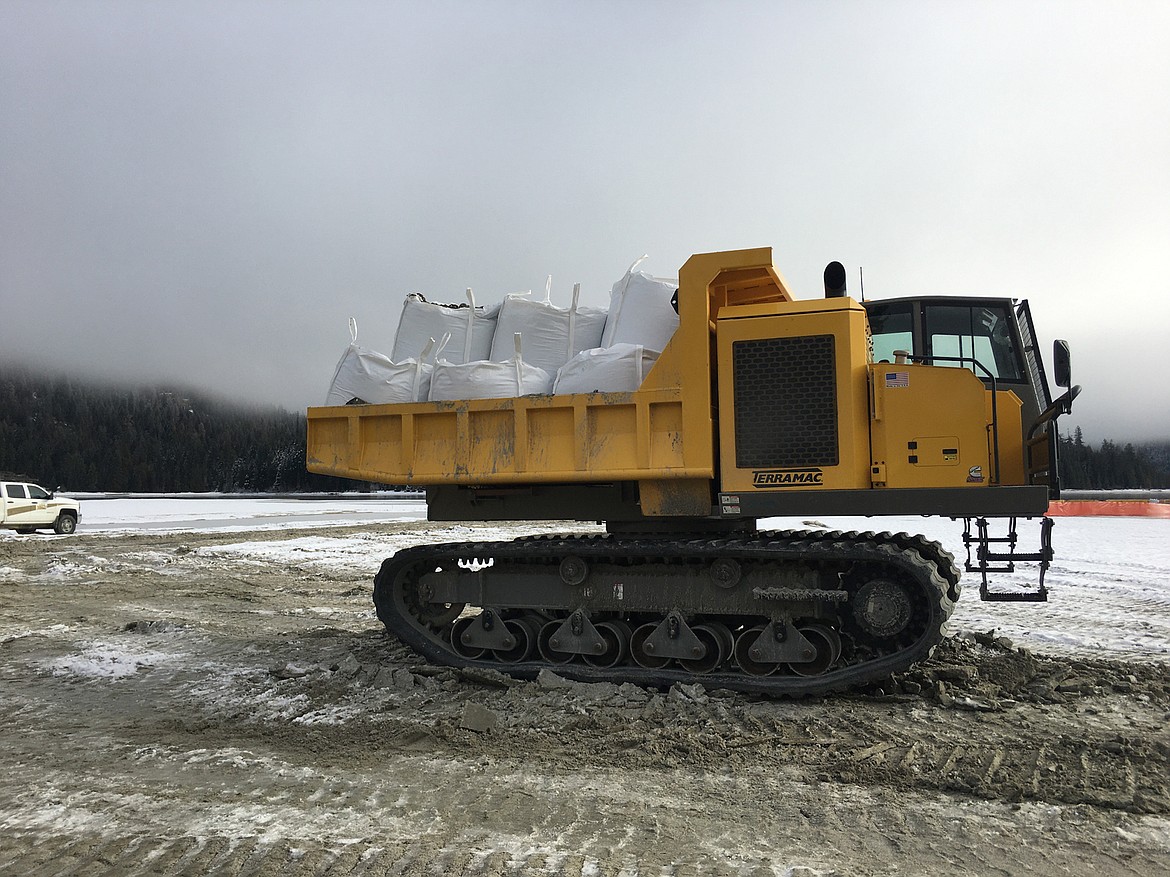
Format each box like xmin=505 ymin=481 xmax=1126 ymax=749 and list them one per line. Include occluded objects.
xmin=391 ymin=288 xmax=500 ymax=365
xmin=428 ymin=359 xmax=552 ymax=401
xmin=489 ymin=278 xmax=608 ymax=375
xmin=553 ymin=343 xmax=660 ymax=395
xmin=429 ymin=333 xmax=554 ymax=401
xmin=325 ymin=318 xmax=435 ymax=405
xmin=601 ymin=256 xmax=680 ymax=353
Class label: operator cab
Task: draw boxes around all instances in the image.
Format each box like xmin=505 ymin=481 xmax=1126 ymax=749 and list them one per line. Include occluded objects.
xmin=864 ymin=297 xmax=1050 ymax=428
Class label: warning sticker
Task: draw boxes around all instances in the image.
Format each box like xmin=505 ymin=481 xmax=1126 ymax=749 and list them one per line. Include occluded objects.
xmin=885 ymin=372 xmax=909 ymax=388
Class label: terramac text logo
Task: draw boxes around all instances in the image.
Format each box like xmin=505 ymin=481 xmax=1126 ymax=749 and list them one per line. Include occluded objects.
xmin=752 ymin=468 xmax=824 ymax=488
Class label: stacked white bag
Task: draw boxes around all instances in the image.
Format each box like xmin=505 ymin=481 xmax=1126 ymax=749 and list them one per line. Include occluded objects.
xmin=430 ymin=332 xmax=554 ymax=402
xmin=326 ymin=256 xmax=676 ymax=404
xmin=391 ymin=288 xmax=500 ymax=365
xmin=546 ymin=256 xmax=674 ymax=396
xmin=489 ymin=278 xmax=608 ymax=375
xmin=601 ymin=256 xmax=679 ymax=353
xmin=326 ymin=319 xmax=436 ymax=405
xmin=553 ymin=343 xmax=660 ymax=395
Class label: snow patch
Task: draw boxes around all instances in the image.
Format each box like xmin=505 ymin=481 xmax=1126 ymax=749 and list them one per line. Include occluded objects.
xmin=40 ymin=639 xmax=187 ymax=679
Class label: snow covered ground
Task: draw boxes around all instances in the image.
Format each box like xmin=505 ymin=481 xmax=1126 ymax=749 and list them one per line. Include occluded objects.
xmin=76 ymin=493 xmax=429 ymax=531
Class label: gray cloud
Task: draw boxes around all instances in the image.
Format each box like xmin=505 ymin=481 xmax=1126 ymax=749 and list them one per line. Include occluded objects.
xmin=2 ymin=1 xmax=1167 ymax=442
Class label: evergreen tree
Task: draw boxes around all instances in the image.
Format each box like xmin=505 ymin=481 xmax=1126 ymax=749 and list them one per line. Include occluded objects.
xmin=1057 ymin=431 xmax=1170 ymax=489
xmin=0 ymin=363 xmax=351 ymax=492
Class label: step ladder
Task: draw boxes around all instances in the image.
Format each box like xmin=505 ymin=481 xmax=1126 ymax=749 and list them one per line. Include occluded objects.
xmin=962 ymin=516 xmax=1054 ymax=602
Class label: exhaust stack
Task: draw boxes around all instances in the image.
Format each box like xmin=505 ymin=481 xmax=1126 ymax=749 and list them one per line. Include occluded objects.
xmin=824 ymin=261 xmax=847 ymax=298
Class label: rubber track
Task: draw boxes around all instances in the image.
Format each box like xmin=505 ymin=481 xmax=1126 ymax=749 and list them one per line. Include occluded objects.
xmin=374 ymin=529 xmax=957 ymax=697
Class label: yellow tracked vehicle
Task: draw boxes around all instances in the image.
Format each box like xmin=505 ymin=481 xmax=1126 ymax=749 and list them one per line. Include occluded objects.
xmin=307 ymin=247 xmax=1079 ymax=695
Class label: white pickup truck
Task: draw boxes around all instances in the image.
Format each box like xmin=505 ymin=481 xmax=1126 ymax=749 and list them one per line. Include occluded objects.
xmin=1 ymin=481 xmax=82 ymax=535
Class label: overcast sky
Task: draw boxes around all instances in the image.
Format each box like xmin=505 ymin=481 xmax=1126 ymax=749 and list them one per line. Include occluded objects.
xmin=2 ymin=1 xmax=1168 ymax=443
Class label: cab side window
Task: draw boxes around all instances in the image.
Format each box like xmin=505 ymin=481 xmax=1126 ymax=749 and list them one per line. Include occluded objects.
xmin=867 ymin=302 xmax=914 ymax=364
xmin=27 ymin=485 xmax=49 ymax=500
xmin=6 ymin=484 xmax=27 ymax=499
xmin=924 ymin=304 xmax=1023 ymax=381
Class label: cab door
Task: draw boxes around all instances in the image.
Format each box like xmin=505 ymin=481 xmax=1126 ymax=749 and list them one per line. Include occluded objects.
xmin=3 ymin=483 xmax=52 ymax=526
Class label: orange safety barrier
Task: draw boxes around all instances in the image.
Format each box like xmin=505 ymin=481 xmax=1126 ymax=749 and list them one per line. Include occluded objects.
xmin=1047 ymin=500 xmax=1170 ymax=518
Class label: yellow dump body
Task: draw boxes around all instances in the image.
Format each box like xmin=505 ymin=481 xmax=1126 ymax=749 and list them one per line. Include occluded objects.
xmin=307 ymin=247 xmax=1041 ymax=521
xmin=307 ymin=248 xmax=796 ymax=514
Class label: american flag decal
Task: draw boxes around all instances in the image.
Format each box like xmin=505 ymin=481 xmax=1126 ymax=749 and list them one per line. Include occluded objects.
xmin=885 ymin=371 xmax=909 ymax=388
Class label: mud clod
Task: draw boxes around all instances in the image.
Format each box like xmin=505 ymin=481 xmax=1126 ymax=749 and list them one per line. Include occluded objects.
xmin=536 ymin=668 xmax=576 ymax=689
xmin=459 ymin=703 xmax=500 ymax=733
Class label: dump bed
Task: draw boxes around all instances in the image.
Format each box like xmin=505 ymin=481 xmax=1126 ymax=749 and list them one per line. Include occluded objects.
xmin=306 ymin=249 xmax=794 ymax=495
xmin=306 ymin=386 xmax=697 ymax=484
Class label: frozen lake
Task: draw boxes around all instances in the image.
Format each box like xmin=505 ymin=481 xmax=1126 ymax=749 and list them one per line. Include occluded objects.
xmin=75 ymin=493 xmax=430 ymax=531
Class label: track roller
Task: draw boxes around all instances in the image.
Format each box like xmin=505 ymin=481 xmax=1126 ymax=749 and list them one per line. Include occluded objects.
xmin=631 ymin=622 xmax=670 ymax=669
xmin=679 ymin=622 xmax=733 ymax=674
xmin=584 ymin=620 xmax=631 ymax=669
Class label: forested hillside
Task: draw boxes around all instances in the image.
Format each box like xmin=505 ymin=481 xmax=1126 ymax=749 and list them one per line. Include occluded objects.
xmin=0 ymin=366 xmax=350 ymax=492
xmin=1057 ymin=428 xmax=1170 ymax=490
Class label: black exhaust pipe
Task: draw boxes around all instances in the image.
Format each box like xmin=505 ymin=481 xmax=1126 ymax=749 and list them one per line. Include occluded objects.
xmin=824 ymin=261 xmax=847 ymax=298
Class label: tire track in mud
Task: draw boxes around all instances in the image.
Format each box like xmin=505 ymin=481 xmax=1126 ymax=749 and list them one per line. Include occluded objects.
xmin=0 ymin=834 xmax=826 ymax=877
xmin=0 ymin=837 xmax=686 ymax=877
xmin=407 ymin=660 xmax=1169 ymax=817
xmin=2 ymin=815 xmax=1163 ymax=877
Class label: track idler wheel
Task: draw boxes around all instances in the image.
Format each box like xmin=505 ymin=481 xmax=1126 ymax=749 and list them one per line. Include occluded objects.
xmin=853 ymin=578 xmax=913 ymax=638
xmin=452 ymin=608 xmax=524 ymax=659
xmin=631 ymin=611 xmax=707 ymax=669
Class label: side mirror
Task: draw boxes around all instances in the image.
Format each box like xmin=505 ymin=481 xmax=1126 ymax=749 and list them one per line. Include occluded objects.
xmin=1053 ymin=340 xmax=1071 ymax=388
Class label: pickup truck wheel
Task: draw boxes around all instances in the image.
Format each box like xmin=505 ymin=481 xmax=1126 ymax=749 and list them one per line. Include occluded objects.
xmin=54 ymin=514 xmax=77 ymax=535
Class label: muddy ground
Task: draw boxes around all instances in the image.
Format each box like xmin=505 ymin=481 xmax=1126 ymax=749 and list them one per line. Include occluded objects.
xmin=1 ymin=522 xmax=1168 ymax=876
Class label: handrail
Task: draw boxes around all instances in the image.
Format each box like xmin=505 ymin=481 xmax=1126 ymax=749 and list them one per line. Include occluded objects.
xmin=1027 ymin=385 xmax=1081 ymax=441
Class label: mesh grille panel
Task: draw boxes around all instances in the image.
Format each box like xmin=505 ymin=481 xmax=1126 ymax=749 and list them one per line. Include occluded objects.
xmin=733 ymin=335 xmax=839 ymax=468
xmin=1016 ymin=300 xmax=1051 ymax=409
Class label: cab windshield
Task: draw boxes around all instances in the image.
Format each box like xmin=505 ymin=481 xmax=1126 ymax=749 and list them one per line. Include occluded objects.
xmin=867 ymin=300 xmax=1025 ymax=382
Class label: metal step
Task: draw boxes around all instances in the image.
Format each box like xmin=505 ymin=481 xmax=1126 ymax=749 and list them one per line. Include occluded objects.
xmin=963 ymin=517 xmax=1054 ymax=602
